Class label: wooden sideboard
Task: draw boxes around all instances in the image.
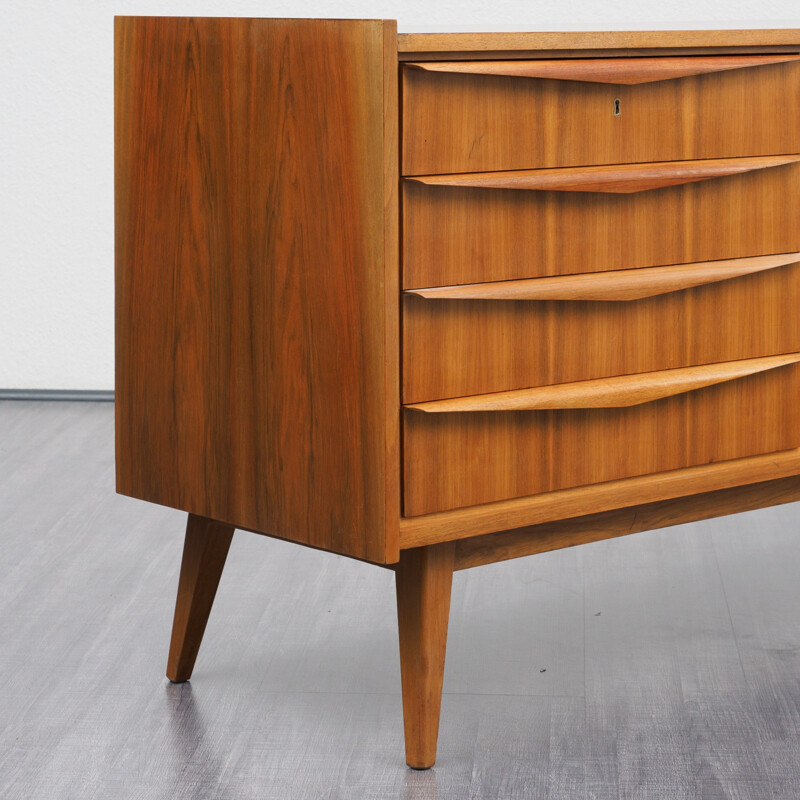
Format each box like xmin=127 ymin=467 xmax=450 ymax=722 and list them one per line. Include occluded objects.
xmin=114 ymin=18 xmax=800 ymax=768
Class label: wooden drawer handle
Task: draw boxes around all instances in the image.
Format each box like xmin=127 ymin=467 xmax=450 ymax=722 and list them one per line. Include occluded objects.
xmin=406 ymin=155 xmax=800 ymax=194
xmin=405 ymin=252 xmax=800 ymax=301
xmin=406 ymin=54 xmax=800 ymax=85
xmin=405 ymin=353 xmax=800 ymax=413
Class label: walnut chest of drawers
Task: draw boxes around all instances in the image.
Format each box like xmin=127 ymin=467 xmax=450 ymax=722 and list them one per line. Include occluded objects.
xmin=115 ymin=18 xmax=800 ymax=768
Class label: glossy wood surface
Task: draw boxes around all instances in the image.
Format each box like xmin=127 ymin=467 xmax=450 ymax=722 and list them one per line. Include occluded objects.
xmin=403 ymin=258 xmax=800 ymax=402
xmin=405 ymin=252 xmax=800 ymax=301
xmin=398 ymin=28 xmax=800 ymax=54
xmin=453 ymin=475 xmax=800 ymax=570
xmin=396 ymin=543 xmax=455 ymax=768
xmin=408 ymin=155 xmax=800 ymax=193
xmin=403 ymin=362 xmax=800 ymax=516
xmin=402 ymin=60 xmax=800 ymax=174
xmin=112 ymin=20 xmax=800 ymax=772
xmin=407 ymin=54 xmax=800 ymax=84
xmin=115 ymin=17 xmax=399 ymax=563
xmin=406 ymin=354 xmax=800 ymax=412
xmin=403 ymin=161 xmax=800 ymax=288
xmin=166 ymin=514 xmax=235 ymax=682
xmin=400 ymin=447 xmax=800 ymax=547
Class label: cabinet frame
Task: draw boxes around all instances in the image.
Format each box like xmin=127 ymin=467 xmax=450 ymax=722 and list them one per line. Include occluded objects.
xmin=114 ymin=18 xmax=800 ymax=769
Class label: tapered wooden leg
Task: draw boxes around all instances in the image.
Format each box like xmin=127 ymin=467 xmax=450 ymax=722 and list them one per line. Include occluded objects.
xmin=395 ymin=542 xmax=456 ymax=769
xmin=166 ymin=514 xmax=235 ymax=683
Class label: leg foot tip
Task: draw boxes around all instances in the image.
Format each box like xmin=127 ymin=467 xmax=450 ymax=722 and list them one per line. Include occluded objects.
xmin=406 ymin=758 xmax=436 ymax=770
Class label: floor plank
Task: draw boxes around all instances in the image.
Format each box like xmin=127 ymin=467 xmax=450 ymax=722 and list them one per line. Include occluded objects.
xmin=0 ymin=401 xmax=799 ymax=798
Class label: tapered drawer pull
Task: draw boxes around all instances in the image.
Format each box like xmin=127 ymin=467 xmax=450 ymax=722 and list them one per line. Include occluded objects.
xmin=405 ymin=353 xmax=800 ymax=413
xmin=405 ymin=252 xmax=800 ymax=301
xmin=406 ymin=155 xmax=800 ymax=194
xmin=407 ymin=54 xmax=800 ymax=85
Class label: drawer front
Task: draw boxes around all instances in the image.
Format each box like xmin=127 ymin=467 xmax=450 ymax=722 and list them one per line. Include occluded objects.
xmin=402 ymin=56 xmax=800 ymax=175
xmin=403 ymin=254 xmax=800 ymax=403
xmin=403 ymin=355 xmax=800 ymax=516
xmin=403 ymin=157 xmax=800 ymax=288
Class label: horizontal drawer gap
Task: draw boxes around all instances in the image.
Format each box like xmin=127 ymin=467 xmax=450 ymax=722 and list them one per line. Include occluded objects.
xmin=405 ymin=154 xmax=800 ymax=193
xmin=405 ymin=251 xmax=800 ymax=300
xmin=406 ymin=54 xmax=800 ymax=84
xmin=404 ymin=353 xmax=800 ymax=412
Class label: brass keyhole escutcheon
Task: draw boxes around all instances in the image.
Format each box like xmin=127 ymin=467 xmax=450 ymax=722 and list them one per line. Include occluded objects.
xmin=614 ymin=98 xmax=621 ymax=116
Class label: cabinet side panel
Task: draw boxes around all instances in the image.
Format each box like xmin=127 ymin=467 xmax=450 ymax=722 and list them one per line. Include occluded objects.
xmin=115 ymin=17 xmax=396 ymax=562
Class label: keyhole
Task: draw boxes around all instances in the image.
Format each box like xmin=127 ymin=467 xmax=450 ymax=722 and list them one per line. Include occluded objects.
xmin=614 ymin=98 xmax=621 ymax=116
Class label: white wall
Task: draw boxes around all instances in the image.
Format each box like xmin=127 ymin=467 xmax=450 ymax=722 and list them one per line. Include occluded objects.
xmin=2 ymin=1 xmax=798 ymax=390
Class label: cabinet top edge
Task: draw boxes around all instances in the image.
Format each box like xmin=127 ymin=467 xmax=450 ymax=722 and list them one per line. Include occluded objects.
xmin=113 ymin=15 xmax=387 ymax=21
xmin=397 ymin=28 xmax=800 ymax=53
xmin=111 ymin=18 xmax=800 ymax=51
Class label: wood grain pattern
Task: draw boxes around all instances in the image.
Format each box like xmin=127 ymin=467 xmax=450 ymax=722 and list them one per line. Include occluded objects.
xmin=407 ymin=156 xmax=800 ymax=194
xmin=166 ymin=514 xmax=235 ymax=682
xmin=396 ymin=542 xmax=455 ymax=769
xmin=403 ymin=161 xmax=800 ymax=288
xmin=397 ymin=29 xmax=800 ymax=54
xmin=114 ymin=19 xmax=800 ymax=771
xmin=400 ymin=447 xmax=800 ymax=547
xmin=403 ymin=362 xmax=800 ymax=516
xmin=407 ymin=54 xmax=800 ymax=84
xmin=402 ymin=60 xmax=800 ymax=174
xmin=405 ymin=354 xmax=800 ymax=412
xmin=405 ymin=252 xmax=800 ymax=301
xmin=453 ymin=475 xmax=800 ymax=570
xmin=403 ymin=261 xmax=800 ymax=401
xmin=115 ymin=17 xmax=399 ymax=564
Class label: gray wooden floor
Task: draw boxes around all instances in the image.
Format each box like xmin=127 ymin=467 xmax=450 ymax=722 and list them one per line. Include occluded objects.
xmin=1 ymin=401 xmax=799 ymax=799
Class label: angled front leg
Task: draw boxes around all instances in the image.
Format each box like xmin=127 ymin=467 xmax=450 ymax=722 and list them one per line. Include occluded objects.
xmin=166 ymin=514 xmax=235 ymax=682
xmin=395 ymin=542 xmax=456 ymax=769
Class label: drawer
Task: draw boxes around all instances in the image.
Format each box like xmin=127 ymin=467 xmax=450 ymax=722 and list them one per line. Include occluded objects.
xmin=403 ymin=253 xmax=800 ymax=402
xmin=403 ymin=156 xmax=800 ymax=288
xmin=403 ymin=354 xmax=800 ymax=516
xmin=402 ymin=55 xmax=800 ymax=175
